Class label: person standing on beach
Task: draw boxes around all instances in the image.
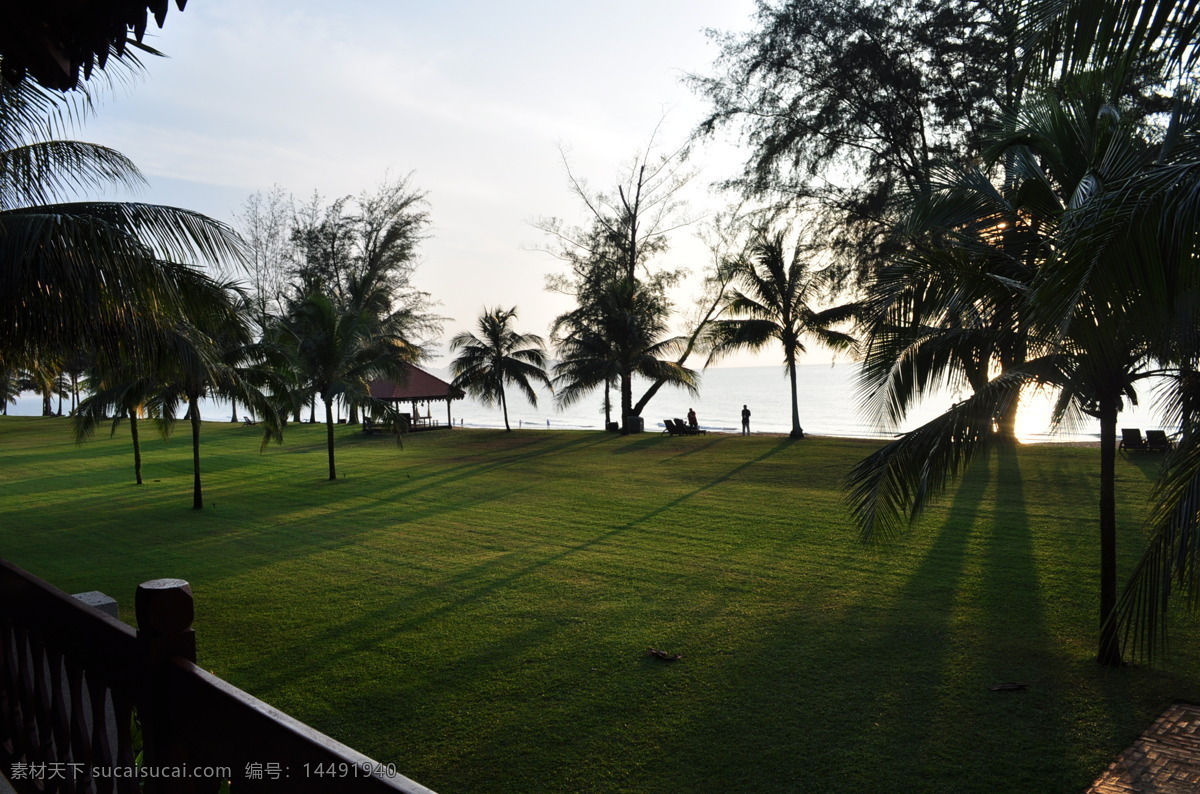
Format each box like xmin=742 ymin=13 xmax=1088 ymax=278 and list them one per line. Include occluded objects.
xmin=687 ymin=407 xmax=699 ymax=430
xmin=741 ymin=405 xmax=751 ymax=435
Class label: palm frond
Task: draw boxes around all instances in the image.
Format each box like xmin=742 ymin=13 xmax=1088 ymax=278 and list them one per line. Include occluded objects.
xmin=846 ymin=373 xmax=1024 ymax=543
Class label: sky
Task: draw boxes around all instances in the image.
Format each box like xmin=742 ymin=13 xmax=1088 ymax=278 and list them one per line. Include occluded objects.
xmin=75 ymin=0 xmax=782 ymax=368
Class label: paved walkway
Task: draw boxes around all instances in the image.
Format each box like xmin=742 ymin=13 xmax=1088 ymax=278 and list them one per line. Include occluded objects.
xmin=1088 ymin=703 xmax=1200 ymax=793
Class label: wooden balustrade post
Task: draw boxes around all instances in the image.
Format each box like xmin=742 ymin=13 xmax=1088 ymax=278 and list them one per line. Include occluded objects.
xmin=136 ymin=579 xmax=197 ymax=794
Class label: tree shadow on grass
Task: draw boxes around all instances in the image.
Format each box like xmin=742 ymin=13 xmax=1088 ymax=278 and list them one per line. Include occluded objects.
xmin=1118 ymin=450 xmax=1166 ymax=482
xmin=660 ymin=436 xmax=730 ymax=460
xmin=614 ymin=448 xmax=1072 ymax=791
xmin=622 ymin=446 xmax=1198 ymax=792
xmin=224 ymin=439 xmax=796 ymax=696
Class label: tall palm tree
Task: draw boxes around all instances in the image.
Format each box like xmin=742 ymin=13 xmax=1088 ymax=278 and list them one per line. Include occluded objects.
xmin=119 ymin=283 xmax=282 ymax=509
xmin=279 ymin=293 xmax=421 ymax=480
xmin=707 ymin=230 xmax=855 ymax=439
xmin=846 ymin=80 xmax=1184 ymax=666
xmin=0 ymin=72 xmax=246 ymax=369
xmin=855 ymin=160 xmax=1048 ymax=441
xmin=554 ymin=278 xmax=698 ymax=434
xmin=450 ymin=307 xmax=552 ymax=431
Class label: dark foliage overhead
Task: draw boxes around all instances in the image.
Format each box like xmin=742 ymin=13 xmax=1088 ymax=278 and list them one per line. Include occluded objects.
xmin=0 ymin=0 xmax=187 ymax=90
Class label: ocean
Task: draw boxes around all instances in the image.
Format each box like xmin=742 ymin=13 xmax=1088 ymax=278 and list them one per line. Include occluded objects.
xmin=7 ymin=363 xmax=1175 ymax=443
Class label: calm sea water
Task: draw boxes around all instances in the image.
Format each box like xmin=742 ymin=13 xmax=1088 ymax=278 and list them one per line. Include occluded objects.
xmin=4 ymin=363 xmax=1153 ymax=443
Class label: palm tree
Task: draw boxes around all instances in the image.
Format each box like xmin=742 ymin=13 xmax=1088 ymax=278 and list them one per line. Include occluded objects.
xmin=854 ymin=160 xmax=1048 ymax=441
xmin=74 ymin=283 xmax=281 ymax=492
xmin=846 ymin=80 xmax=1183 ymax=666
xmin=116 ymin=283 xmax=282 ymax=509
xmin=279 ymin=293 xmax=421 ymax=480
xmin=73 ymin=368 xmax=157 ymax=486
xmin=20 ymin=356 xmax=62 ymax=417
xmin=707 ymin=229 xmax=855 ymax=439
xmin=0 ymin=366 xmax=19 ymax=414
xmin=450 ymin=307 xmax=552 ymax=431
xmin=552 ymin=320 xmax=620 ymax=428
xmin=167 ymin=327 xmax=281 ymax=509
xmin=0 ymin=72 xmax=246 ymax=369
xmin=554 ymin=278 xmax=698 ymax=434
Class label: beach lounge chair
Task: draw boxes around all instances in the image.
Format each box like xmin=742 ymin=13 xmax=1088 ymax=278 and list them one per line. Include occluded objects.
xmin=1119 ymin=428 xmax=1148 ymax=451
xmin=1146 ymin=429 xmax=1174 ymax=452
xmin=676 ymin=418 xmax=706 ymax=436
xmin=663 ymin=419 xmax=685 ymax=436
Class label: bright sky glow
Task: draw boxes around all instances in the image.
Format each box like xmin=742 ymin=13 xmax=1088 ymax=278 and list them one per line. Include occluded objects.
xmin=78 ymin=0 xmax=767 ymax=366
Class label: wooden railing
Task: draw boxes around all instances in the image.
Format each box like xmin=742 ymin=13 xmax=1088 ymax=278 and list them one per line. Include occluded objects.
xmin=0 ymin=559 xmax=435 ymax=793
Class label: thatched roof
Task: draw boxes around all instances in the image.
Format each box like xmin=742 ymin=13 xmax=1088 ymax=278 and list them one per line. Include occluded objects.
xmin=0 ymin=0 xmax=187 ymax=89
xmin=368 ymin=365 xmax=465 ymax=404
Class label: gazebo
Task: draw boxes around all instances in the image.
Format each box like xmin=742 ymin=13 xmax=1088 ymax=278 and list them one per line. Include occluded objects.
xmin=368 ymin=365 xmax=465 ymax=430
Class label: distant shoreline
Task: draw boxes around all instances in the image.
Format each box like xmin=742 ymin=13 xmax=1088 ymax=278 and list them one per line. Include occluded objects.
xmin=0 ymin=414 xmax=1108 ymax=448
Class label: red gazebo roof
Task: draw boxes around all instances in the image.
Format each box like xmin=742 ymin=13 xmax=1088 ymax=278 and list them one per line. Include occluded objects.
xmin=368 ymin=365 xmax=464 ymax=402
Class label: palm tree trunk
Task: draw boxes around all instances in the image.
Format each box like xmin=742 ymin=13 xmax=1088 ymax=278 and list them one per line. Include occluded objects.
xmin=788 ymin=357 xmax=804 ymax=439
xmin=130 ymin=409 xmax=143 ymax=486
xmin=604 ymin=380 xmax=612 ymax=427
xmin=349 ymin=403 xmax=360 ymax=425
xmin=189 ymin=399 xmax=204 ymax=510
xmin=230 ymin=398 xmax=239 ymax=423
xmin=620 ymin=369 xmax=633 ymax=434
xmin=501 ymin=387 xmax=511 ymax=431
xmin=996 ymin=397 xmax=1020 ymax=441
xmin=325 ymin=397 xmax=337 ymax=481
xmin=1097 ymin=393 xmax=1122 ymax=667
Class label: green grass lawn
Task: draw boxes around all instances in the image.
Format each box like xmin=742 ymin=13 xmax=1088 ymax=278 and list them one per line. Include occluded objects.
xmin=1 ymin=416 xmax=1197 ymax=792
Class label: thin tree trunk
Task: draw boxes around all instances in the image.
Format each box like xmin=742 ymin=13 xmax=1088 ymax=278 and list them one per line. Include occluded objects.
xmin=231 ymin=398 xmax=239 ymax=423
xmin=788 ymin=357 xmax=804 ymax=439
xmin=1097 ymin=394 xmax=1122 ymax=667
xmin=325 ymin=397 xmax=337 ymax=481
xmin=501 ymin=387 xmax=510 ymax=431
xmin=996 ymin=396 xmax=1020 ymax=441
xmin=604 ymin=380 xmax=612 ymax=427
xmin=309 ymin=397 xmax=316 ymax=423
xmin=620 ymin=369 xmax=633 ymax=434
xmin=190 ymin=399 xmax=204 ymax=510
xmin=42 ymin=388 xmax=52 ymax=416
xmin=130 ymin=409 xmax=143 ymax=486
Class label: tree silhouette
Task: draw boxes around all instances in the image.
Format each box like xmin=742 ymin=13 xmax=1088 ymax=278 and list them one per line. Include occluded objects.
xmin=451 ymin=307 xmax=552 ymax=431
